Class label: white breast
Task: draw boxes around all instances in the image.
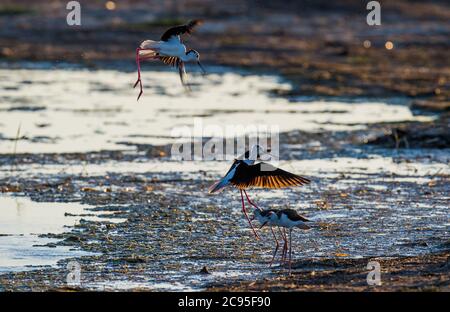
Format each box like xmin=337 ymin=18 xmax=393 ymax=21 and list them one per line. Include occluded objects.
xmin=255 ymin=214 xmax=269 ymax=225
xmin=279 ymin=214 xmax=302 ymax=228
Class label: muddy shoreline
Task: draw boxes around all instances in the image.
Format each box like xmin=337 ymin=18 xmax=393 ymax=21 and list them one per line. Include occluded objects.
xmin=208 ymin=251 xmax=450 ymax=292
xmin=1 ymin=128 xmax=449 ymax=291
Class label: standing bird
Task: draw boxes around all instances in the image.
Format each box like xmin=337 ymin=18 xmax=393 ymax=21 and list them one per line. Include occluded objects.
xmin=260 ymin=209 xmax=311 ymax=273
xmin=208 ymin=145 xmax=311 ymax=239
xmin=134 ymin=20 xmax=206 ymax=100
xmin=253 ymin=208 xmax=283 ymax=267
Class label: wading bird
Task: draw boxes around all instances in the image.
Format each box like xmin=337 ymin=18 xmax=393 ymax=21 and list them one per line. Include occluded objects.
xmin=253 ymin=208 xmax=283 ymax=266
xmin=208 ymin=145 xmax=310 ymax=239
xmin=259 ymin=209 xmax=311 ymax=273
xmin=134 ymin=19 xmax=206 ymax=100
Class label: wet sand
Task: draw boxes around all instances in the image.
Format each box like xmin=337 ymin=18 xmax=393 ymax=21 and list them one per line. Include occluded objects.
xmin=208 ymin=252 xmax=450 ymax=291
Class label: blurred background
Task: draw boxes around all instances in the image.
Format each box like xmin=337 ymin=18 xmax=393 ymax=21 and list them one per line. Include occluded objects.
xmin=0 ymin=0 xmax=449 ymax=105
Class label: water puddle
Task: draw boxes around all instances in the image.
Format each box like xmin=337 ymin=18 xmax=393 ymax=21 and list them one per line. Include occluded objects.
xmin=0 ymin=195 xmax=125 ymax=272
xmin=0 ymin=67 xmax=433 ymax=154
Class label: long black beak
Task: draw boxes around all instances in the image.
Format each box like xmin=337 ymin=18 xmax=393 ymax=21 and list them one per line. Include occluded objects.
xmin=197 ymin=61 xmax=206 ymax=75
xmin=259 ymin=221 xmax=268 ymax=229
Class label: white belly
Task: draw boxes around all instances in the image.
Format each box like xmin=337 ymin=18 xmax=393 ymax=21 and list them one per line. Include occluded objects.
xmin=279 ymin=214 xmax=302 ymax=228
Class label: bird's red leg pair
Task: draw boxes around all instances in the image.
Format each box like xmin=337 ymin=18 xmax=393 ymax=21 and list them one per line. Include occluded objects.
xmin=289 ymin=229 xmax=293 ymax=273
xmin=134 ymin=48 xmax=158 ymax=101
xmin=243 ymin=189 xmax=262 ymax=211
xmin=243 ymin=190 xmax=282 ymax=264
xmin=133 ymin=48 xmax=144 ymax=101
xmin=278 ymin=227 xmax=288 ymax=264
xmin=240 ymin=190 xmax=260 ymax=239
xmin=269 ymin=226 xmax=279 ymax=267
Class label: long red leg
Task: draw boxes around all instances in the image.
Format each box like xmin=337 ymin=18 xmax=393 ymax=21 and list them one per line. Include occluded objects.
xmin=134 ymin=48 xmax=158 ymax=100
xmin=134 ymin=48 xmax=144 ymax=101
xmin=284 ymin=228 xmax=289 ymax=266
xmin=283 ymin=228 xmax=289 ymax=265
xmin=269 ymin=226 xmax=279 ymax=267
xmin=278 ymin=227 xmax=288 ymax=264
xmin=243 ymin=189 xmax=262 ymax=211
xmin=289 ymin=229 xmax=293 ymax=274
xmin=240 ymin=190 xmax=260 ymax=239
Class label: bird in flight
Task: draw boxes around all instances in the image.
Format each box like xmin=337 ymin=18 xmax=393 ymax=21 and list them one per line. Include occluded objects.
xmin=134 ymin=19 xmax=206 ymax=100
xmin=208 ymin=145 xmax=311 ymax=239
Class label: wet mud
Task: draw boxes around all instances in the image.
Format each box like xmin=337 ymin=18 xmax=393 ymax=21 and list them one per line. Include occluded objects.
xmin=0 ymin=82 xmax=448 ymax=290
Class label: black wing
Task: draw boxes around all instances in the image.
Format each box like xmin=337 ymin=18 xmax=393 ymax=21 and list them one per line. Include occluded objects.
xmin=177 ymin=59 xmax=190 ymax=91
xmin=160 ymin=20 xmax=203 ymax=42
xmin=231 ymin=162 xmax=311 ymax=189
xmin=279 ymin=209 xmax=310 ymax=222
xmin=158 ymin=56 xmax=190 ymax=90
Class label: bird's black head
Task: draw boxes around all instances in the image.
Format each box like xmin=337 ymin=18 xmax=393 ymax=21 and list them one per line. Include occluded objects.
xmin=244 ymin=145 xmax=271 ymax=161
xmin=186 ymin=49 xmax=206 ymax=75
xmin=186 ymin=49 xmax=200 ymax=60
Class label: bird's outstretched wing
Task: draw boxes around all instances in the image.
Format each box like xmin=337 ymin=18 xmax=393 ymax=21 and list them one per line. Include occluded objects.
xmin=159 ymin=56 xmax=178 ymax=67
xmin=177 ymin=60 xmax=191 ymax=91
xmin=208 ymin=160 xmax=240 ymax=193
xmin=160 ymin=20 xmax=203 ymax=42
xmin=157 ymin=56 xmax=191 ymax=91
xmin=231 ymin=162 xmax=311 ymax=189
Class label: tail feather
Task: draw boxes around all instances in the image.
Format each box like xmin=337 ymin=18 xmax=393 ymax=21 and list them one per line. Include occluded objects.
xmin=139 ymin=51 xmax=157 ymax=60
xmin=296 ymin=222 xmax=311 ymax=230
xmin=139 ymin=40 xmax=160 ymax=60
xmin=208 ymin=179 xmax=230 ymax=194
xmin=140 ymin=40 xmax=158 ymax=49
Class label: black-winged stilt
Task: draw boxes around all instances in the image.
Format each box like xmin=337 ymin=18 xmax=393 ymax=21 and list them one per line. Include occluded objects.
xmin=134 ymin=19 xmax=205 ymax=100
xmin=260 ymin=209 xmax=311 ymax=273
xmin=253 ymin=208 xmax=283 ymax=267
xmin=208 ymin=145 xmax=310 ymax=239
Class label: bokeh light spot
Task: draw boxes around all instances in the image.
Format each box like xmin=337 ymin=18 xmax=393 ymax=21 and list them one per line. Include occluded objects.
xmin=105 ymin=1 xmax=116 ymax=10
xmin=385 ymin=41 xmax=394 ymax=50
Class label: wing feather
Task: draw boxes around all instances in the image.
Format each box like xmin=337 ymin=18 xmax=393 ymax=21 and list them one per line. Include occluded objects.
xmin=159 ymin=56 xmax=178 ymax=67
xmin=160 ymin=20 xmax=203 ymax=42
xmin=177 ymin=60 xmax=191 ymax=91
xmin=156 ymin=56 xmax=190 ymax=90
xmin=231 ymin=162 xmax=311 ymax=189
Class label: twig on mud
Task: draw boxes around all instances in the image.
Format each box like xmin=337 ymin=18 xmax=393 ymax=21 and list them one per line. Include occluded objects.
xmin=11 ymin=122 xmax=21 ymax=172
xmin=394 ymin=129 xmax=400 ymax=150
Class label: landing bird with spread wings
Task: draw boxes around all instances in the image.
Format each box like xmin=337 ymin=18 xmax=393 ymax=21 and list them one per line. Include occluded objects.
xmin=208 ymin=145 xmax=311 ymax=239
xmin=134 ymin=20 xmax=206 ymax=100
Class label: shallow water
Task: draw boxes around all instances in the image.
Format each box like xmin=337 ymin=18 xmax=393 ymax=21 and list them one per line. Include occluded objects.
xmin=0 ymin=67 xmax=432 ymax=154
xmin=0 ymin=195 xmax=125 ymax=272
xmin=0 ymin=65 xmax=448 ymax=290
